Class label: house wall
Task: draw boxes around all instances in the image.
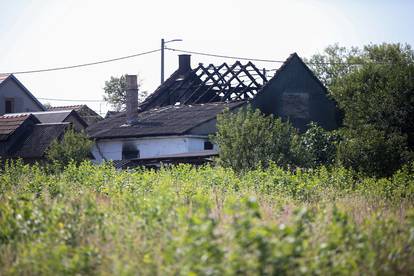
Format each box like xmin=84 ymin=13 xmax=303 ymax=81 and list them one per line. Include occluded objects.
xmin=91 ymin=135 xmax=210 ymax=163
xmin=251 ymin=55 xmax=338 ymax=131
xmin=0 ymin=79 xmax=44 ymax=115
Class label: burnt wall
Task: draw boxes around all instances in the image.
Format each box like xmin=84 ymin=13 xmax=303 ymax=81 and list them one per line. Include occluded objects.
xmin=251 ymin=55 xmax=338 ymax=131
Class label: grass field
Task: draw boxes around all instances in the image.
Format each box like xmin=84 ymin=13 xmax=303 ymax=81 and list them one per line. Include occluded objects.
xmin=1 ymin=161 xmax=413 ymax=275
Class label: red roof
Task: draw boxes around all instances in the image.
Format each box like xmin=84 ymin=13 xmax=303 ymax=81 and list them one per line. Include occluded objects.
xmin=0 ymin=74 xmax=10 ymax=84
xmin=47 ymin=105 xmax=84 ymax=111
xmin=0 ymin=114 xmax=31 ymax=136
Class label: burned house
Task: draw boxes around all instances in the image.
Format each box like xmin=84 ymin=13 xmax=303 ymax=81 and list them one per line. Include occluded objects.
xmin=88 ymin=53 xmax=338 ymax=167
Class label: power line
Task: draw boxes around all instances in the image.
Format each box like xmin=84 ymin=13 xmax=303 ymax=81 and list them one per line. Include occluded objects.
xmin=2 ymin=48 xmax=161 ymax=75
xmin=166 ymin=47 xmax=397 ymax=66
xmin=166 ymin=47 xmax=286 ymax=63
xmin=38 ymin=97 xmax=104 ymax=102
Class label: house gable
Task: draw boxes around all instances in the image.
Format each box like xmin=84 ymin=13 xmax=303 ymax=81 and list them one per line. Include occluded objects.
xmin=0 ymin=74 xmax=45 ymax=115
xmin=251 ymin=53 xmax=338 ymax=131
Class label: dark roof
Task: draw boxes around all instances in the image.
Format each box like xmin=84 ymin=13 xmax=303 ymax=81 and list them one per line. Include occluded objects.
xmin=47 ymin=105 xmax=102 ymax=126
xmin=0 ymin=114 xmax=40 ymax=141
xmin=0 ymin=74 xmax=46 ymax=111
xmin=111 ymin=150 xmax=218 ymax=170
xmin=87 ymin=101 xmax=244 ymax=139
xmin=10 ymin=123 xmax=68 ymax=159
xmin=3 ymin=110 xmax=88 ymax=128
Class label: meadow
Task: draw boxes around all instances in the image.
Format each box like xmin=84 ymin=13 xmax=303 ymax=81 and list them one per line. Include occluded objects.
xmin=1 ymin=160 xmax=413 ymax=275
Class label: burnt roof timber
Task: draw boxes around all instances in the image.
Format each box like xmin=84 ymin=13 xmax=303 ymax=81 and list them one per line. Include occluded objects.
xmin=176 ymin=63 xmax=226 ymax=104
xmin=190 ymin=62 xmax=243 ymax=104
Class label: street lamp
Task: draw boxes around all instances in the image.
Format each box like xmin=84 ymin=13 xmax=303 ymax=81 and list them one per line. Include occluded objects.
xmin=161 ymin=38 xmax=183 ymax=84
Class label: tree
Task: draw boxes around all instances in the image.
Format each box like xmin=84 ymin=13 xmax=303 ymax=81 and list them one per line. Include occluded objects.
xmin=336 ymin=127 xmax=410 ymax=177
xmin=308 ymin=43 xmax=414 ymax=146
xmin=103 ymin=74 xmax=147 ymax=111
xmin=46 ymin=128 xmax=93 ymax=167
xmin=213 ymin=106 xmax=307 ymax=172
xmin=307 ymin=43 xmax=414 ymax=175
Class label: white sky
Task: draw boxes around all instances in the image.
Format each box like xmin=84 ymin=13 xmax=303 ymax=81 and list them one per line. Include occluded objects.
xmin=1 ymin=0 xmax=413 ymax=115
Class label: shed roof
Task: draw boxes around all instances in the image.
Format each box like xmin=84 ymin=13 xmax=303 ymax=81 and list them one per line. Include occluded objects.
xmin=3 ymin=110 xmax=88 ymax=127
xmin=9 ymin=123 xmax=69 ymax=159
xmin=87 ymin=101 xmax=244 ymax=139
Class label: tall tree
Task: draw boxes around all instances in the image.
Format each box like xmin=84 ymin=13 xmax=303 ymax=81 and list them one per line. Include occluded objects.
xmin=103 ymin=75 xmax=147 ymax=111
xmin=308 ymin=43 xmax=414 ymax=147
xmin=308 ymin=43 xmax=414 ymax=175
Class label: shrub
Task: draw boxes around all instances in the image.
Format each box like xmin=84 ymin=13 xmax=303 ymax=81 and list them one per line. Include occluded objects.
xmin=46 ymin=128 xmax=93 ymax=168
xmin=213 ymin=106 xmax=306 ymax=172
xmin=336 ymin=126 xmax=412 ymax=177
xmin=300 ymin=122 xmax=338 ymax=167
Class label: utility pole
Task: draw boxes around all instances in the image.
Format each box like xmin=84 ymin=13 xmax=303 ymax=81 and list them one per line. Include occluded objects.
xmin=160 ymin=38 xmax=183 ymax=85
xmin=161 ymin=38 xmax=165 ymax=84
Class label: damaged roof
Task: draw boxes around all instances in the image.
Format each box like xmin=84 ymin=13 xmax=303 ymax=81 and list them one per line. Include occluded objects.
xmin=87 ymin=101 xmax=245 ymax=139
xmin=140 ymin=58 xmax=268 ymax=111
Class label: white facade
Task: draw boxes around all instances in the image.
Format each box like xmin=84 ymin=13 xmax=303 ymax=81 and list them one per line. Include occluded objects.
xmin=91 ymin=135 xmax=215 ymax=163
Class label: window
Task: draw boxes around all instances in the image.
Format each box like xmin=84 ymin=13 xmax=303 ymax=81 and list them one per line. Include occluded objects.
xmin=281 ymin=92 xmax=309 ymax=119
xmin=204 ymin=141 xmax=214 ymax=150
xmin=122 ymin=143 xmax=139 ymax=159
xmin=5 ymin=98 xmax=14 ymax=114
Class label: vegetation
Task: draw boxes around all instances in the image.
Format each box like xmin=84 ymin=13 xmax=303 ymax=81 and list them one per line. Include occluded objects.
xmin=214 ymin=107 xmax=307 ymax=172
xmin=214 ymin=107 xmax=340 ymax=172
xmin=307 ymin=43 xmax=414 ymax=176
xmin=0 ymin=161 xmax=413 ymax=275
xmin=103 ymin=74 xmax=147 ymax=111
xmin=46 ymin=128 xmax=93 ymax=168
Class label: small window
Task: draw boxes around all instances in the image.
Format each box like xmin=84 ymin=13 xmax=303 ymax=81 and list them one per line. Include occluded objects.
xmin=122 ymin=143 xmax=139 ymax=160
xmin=5 ymin=98 xmax=14 ymax=114
xmin=204 ymin=141 xmax=213 ymax=150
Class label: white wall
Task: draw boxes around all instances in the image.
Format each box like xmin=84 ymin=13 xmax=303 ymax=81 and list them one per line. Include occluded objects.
xmin=91 ymin=135 xmax=210 ymax=163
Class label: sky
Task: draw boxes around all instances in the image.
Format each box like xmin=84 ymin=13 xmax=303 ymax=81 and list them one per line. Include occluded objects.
xmin=0 ymin=0 xmax=413 ymax=115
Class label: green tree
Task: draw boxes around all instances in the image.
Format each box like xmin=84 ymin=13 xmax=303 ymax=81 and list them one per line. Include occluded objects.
xmin=300 ymin=122 xmax=338 ymax=167
xmin=103 ymin=74 xmax=147 ymax=111
xmin=213 ymin=107 xmax=307 ymax=172
xmin=46 ymin=128 xmax=93 ymax=167
xmin=336 ymin=127 xmax=411 ymax=177
xmin=308 ymin=43 xmax=414 ymax=147
xmin=307 ymin=43 xmax=414 ymax=175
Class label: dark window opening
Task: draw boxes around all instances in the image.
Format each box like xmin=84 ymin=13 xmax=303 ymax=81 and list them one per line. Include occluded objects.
xmin=5 ymin=99 xmax=14 ymax=114
xmin=204 ymin=141 xmax=213 ymax=150
xmin=122 ymin=143 xmax=139 ymax=160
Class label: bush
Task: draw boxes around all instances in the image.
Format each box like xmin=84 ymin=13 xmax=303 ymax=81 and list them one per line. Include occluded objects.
xmin=213 ymin=106 xmax=306 ymax=172
xmin=336 ymin=126 xmax=412 ymax=177
xmin=300 ymin=122 xmax=338 ymax=167
xmin=46 ymin=128 xmax=93 ymax=168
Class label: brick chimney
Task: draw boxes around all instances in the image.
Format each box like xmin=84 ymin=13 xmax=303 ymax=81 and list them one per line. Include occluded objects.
xmin=178 ymin=54 xmax=191 ymax=74
xmin=126 ymin=74 xmax=138 ymax=125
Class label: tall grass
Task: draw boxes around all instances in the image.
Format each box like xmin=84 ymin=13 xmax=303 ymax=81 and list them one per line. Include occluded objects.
xmin=0 ymin=160 xmax=413 ymax=275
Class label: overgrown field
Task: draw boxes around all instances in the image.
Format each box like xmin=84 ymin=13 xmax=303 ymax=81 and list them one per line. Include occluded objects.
xmin=1 ymin=161 xmax=414 ymax=275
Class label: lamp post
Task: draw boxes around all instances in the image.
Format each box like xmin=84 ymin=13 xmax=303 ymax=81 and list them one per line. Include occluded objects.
xmin=161 ymin=38 xmax=182 ymax=84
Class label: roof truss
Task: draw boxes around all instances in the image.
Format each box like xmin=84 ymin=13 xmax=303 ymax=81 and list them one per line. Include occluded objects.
xmin=142 ymin=61 xmax=268 ymax=110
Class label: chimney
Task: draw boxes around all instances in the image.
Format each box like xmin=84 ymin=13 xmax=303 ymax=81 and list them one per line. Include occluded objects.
xmin=178 ymin=54 xmax=191 ymax=74
xmin=126 ymin=74 xmax=138 ymax=125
